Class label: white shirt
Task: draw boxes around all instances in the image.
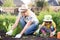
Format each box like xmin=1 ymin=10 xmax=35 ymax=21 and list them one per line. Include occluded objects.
xmin=18 ymin=10 xmax=39 ymax=24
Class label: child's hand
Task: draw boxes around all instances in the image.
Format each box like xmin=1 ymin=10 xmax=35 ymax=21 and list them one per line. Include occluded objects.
xmin=50 ymin=31 xmax=56 ymax=37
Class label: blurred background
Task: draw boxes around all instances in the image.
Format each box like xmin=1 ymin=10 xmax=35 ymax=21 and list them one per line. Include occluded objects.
xmin=0 ymin=0 xmax=60 ymax=37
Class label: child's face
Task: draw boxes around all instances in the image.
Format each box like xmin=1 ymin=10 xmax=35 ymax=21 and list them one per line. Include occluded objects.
xmin=45 ymin=21 xmax=52 ymax=24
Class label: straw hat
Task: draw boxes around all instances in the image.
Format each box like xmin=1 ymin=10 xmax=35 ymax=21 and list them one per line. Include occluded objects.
xmin=18 ymin=5 xmax=29 ymax=12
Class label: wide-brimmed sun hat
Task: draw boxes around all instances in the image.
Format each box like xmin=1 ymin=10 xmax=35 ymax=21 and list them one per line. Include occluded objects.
xmin=43 ymin=15 xmax=53 ymax=22
xmin=18 ymin=5 xmax=29 ymax=13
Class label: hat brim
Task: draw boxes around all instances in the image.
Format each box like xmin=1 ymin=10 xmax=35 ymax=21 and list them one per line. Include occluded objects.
xmin=43 ymin=19 xmax=53 ymax=22
xmin=18 ymin=7 xmax=28 ymax=12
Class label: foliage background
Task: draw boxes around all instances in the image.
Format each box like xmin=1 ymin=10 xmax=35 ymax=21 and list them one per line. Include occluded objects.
xmin=0 ymin=10 xmax=60 ymax=36
xmin=0 ymin=0 xmax=60 ymax=37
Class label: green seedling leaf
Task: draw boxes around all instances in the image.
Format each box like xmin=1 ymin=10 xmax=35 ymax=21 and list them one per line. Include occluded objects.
xmin=3 ymin=21 xmax=6 ymax=26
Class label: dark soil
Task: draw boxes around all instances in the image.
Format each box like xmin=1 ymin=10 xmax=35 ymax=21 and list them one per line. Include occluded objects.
xmin=0 ymin=30 xmax=60 ymax=40
xmin=2 ymin=36 xmax=60 ymax=40
xmin=0 ymin=30 xmax=6 ymax=37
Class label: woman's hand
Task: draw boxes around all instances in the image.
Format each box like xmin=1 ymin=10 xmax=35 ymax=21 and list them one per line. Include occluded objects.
xmin=6 ymin=30 xmax=13 ymax=35
xmin=15 ymin=34 xmax=22 ymax=38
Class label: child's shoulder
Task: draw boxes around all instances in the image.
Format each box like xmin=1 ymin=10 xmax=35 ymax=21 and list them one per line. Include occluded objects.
xmin=52 ymin=21 xmax=56 ymax=24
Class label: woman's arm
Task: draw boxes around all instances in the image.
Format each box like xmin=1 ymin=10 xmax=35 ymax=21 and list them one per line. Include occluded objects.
xmin=20 ymin=20 xmax=32 ymax=35
xmin=11 ymin=14 xmax=21 ymax=30
xmin=6 ymin=13 xmax=21 ymax=35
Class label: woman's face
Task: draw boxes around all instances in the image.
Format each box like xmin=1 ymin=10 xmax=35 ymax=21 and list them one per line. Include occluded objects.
xmin=20 ymin=4 xmax=29 ymax=17
xmin=21 ymin=10 xmax=28 ymax=16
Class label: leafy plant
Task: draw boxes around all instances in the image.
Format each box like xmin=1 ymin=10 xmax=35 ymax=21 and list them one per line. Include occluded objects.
xmin=0 ymin=13 xmax=22 ymax=36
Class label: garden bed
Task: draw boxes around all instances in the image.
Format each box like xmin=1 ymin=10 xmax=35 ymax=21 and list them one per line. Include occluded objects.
xmin=0 ymin=30 xmax=60 ymax=40
xmin=1 ymin=35 xmax=60 ymax=40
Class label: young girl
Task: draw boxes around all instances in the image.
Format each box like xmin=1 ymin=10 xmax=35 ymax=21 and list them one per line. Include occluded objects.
xmin=34 ymin=15 xmax=56 ymax=37
xmin=6 ymin=4 xmax=39 ymax=38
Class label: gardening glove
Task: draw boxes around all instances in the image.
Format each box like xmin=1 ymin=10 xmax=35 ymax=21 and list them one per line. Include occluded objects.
xmin=15 ymin=34 xmax=22 ymax=38
xmin=50 ymin=31 xmax=56 ymax=37
xmin=6 ymin=30 xmax=13 ymax=35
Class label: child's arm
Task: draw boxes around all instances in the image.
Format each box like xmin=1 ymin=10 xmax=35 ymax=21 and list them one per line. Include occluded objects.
xmin=41 ymin=22 xmax=45 ymax=26
xmin=33 ymin=22 xmax=45 ymax=34
xmin=39 ymin=22 xmax=45 ymax=29
xmin=50 ymin=21 xmax=56 ymax=37
xmin=52 ymin=21 xmax=56 ymax=32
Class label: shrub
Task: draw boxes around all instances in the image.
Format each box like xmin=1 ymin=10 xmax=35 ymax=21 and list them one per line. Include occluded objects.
xmin=36 ymin=1 xmax=44 ymax=7
xmin=36 ymin=0 xmax=48 ymax=8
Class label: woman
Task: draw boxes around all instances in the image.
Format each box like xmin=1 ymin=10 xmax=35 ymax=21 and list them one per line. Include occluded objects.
xmin=6 ymin=5 xmax=39 ymax=38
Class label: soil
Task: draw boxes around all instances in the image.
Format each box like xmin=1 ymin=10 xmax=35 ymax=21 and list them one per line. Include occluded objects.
xmin=0 ymin=30 xmax=6 ymax=37
xmin=2 ymin=36 xmax=60 ymax=40
xmin=0 ymin=30 xmax=60 ymax=40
